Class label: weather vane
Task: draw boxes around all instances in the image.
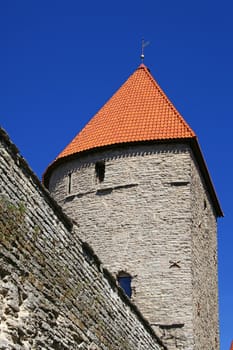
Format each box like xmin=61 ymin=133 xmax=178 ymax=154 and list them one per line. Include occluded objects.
xmin=140 ymin=38 xmax=150 ymax=63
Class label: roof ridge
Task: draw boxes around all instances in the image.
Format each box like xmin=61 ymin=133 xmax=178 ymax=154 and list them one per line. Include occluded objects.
xmin=140 ymin=64 xmax=194 ymax=136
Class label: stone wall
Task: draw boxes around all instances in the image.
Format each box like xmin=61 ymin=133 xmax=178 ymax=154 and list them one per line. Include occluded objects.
xmin=190 ymin=155 xmax=219 ymax=350
xmin=49 ymin=144 xmax=197 ymax=350
xmin=0 ymin=128 xmax=165 ymax=350
xmin=48 ymin=142 xmax=219 ymax=350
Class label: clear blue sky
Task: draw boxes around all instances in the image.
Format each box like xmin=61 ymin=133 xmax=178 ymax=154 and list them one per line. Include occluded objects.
xmin=0 ymin=1 xmax=232 ymax=348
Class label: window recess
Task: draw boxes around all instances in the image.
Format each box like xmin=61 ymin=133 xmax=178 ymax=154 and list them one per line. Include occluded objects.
xmin=117 ymin=271 xmax=132 ymax=298
xmin=95 ymin=161 xmax=105 ymax=182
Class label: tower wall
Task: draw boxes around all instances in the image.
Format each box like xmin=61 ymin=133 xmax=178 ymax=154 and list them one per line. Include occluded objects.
xmin=49 ymin=143 xmax=218 ymax=350
xmin=190 ymin=155 xmax=219 ymax=350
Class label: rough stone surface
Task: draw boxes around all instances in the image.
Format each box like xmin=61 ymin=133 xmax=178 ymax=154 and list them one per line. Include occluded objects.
xmin=190 ymin=156 xmax=219 ymax=350
xmin=49 ymin=143 xmax=219 ymax=350
xmin=0 ymin=129 xmax=164 ymax=350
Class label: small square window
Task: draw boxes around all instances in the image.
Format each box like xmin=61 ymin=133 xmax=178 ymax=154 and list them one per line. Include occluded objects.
xmin=117 ymin=272 xmax=132 ymax=298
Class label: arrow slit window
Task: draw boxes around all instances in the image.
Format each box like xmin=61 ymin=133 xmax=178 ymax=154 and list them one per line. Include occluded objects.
xmin=68 ymin=173 xmax=72 ymax=194
xmin=95 ymin=161 xmax=105 ymax=182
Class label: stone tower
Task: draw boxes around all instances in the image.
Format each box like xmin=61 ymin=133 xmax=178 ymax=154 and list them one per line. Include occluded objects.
xmin=43 ymin=64 xmax=223 ymax=350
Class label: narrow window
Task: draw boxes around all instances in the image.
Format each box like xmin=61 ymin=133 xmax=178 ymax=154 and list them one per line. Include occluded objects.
xmin=117 ymin=272 xmax=132 ymax=298
xmin=95 ymin=161 xmax=105 ymax=182
xmin=204 ymin=199 xmax=207 ymax=210
xmin=68 ymin=173 xmax=72 ymax=194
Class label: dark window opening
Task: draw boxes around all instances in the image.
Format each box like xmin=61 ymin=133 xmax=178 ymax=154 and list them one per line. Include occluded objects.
xmin=95 ymin=161 xmax=105 ymax=182
xmin=68 ymin=173 xmax=72 ymax=194
xmin=117 ymin=272 xmax=132 ymax=298
xmin=204 ymin=199 xmax=207 ymax=210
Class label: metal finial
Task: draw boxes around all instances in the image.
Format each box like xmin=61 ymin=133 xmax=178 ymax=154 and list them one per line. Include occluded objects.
xmin=140 ymin=38 xmax=150 ymax=63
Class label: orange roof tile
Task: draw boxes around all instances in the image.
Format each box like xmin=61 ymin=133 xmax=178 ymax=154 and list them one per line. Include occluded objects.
xmin=43 ymin=64 xmax=223 ymax=217
xmin=57 ymin=64 xmax=196 ymax=159
xmin=230 ymin=341 xmax=233 ymax=350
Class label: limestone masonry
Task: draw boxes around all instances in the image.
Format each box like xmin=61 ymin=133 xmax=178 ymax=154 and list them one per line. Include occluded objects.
xmin=47 ymin=143 xmax=219 ymax=350
xmin=0 ymin=128 xmax=164 ymax=349
xmin=1 ymin=63 xmax=222 ymax=350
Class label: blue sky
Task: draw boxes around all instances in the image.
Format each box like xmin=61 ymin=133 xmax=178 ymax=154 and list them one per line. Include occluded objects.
xmin=0 ymin=1 xmax=232 ymax=348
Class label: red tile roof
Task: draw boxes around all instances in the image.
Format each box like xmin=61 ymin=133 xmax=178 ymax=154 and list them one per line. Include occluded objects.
xmin=230 ymin=341 xmax=233 ymax=350
xmin=43 ymin=64 xmax=223 ymax=217
xmin=57 ymin=64 xmax=196 ymax=159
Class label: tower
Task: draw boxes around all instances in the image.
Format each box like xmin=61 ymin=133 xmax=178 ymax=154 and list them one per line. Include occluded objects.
xmin=43 ymin=64 xmax=222 ymax=350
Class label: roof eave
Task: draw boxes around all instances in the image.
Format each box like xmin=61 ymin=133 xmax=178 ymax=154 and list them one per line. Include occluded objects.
xmin=189 ymin=137 xmax=223 ymax=217
xmin=43 ymin=138 xmax=223 ymax=218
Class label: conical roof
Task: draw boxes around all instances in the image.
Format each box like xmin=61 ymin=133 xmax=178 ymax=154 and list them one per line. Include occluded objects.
xmin=43 ymin=64 xmax=223 ymax=217
xmin=57 ymin=64 xmax=195 ymax=159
